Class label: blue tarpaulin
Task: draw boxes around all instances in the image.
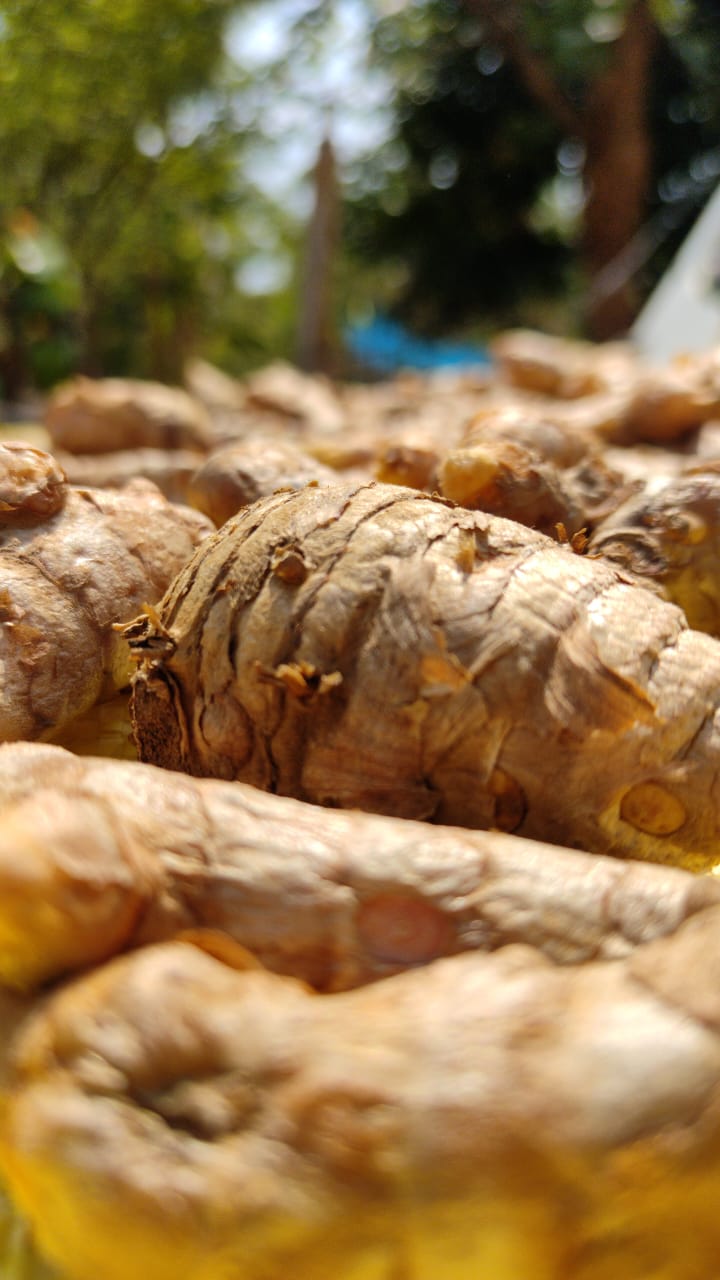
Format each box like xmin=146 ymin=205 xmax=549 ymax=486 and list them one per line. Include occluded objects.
xmin=345 ymin=313 xmax=490 ymax=374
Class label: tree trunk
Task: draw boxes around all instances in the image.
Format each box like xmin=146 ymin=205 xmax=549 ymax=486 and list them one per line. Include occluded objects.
xmin=296 ymin=135 xmax=340 ymax=375
xmin=465 ymin=0 xmax=659 ymax=339
xmin=580 ymin=0 xmax=658 ymax=339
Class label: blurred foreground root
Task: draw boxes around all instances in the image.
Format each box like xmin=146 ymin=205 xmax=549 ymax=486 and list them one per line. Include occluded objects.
xmin=0 ymin=742 xmax=718 ymax=993
xmin=5 ymin=930 xmax=720 ymax=1280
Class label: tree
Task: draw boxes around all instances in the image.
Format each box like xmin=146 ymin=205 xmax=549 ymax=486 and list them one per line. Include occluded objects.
xmin=296 ymin=136 xmax=341 ymax=373
xmin=0 ymin=0 xmax=243 ymax=390
xmin=346 ymin=5 xmax=569 ymax=338
xmin=466 ymin=0 xmax=658 ymax=337
xmin=350 ymin=0 xmax=720 ymax=340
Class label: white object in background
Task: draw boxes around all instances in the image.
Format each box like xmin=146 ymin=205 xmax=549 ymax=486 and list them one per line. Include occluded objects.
xmin=632 ymin=183 xmax=720 ymax=363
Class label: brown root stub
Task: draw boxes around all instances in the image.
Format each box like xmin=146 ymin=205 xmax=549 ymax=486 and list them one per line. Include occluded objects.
xmin=620 ymin=782 xmax=687 ymax=836
xmin=489 ymin=768 xmax=527 ymax=833
xmin=128 ymin=670 xmax=190 ymax=775
xmin=271 ymin=543 xmax=310 ymax=584
xmin=257 ymin=660 xmax=343 ymax=700
xmin=129 ymin=480 xmax=720 ymax=867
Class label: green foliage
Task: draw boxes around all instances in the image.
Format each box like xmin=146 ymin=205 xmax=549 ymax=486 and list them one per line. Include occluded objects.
xmin=5 ymin=0 xmax=720 ymax=381
xmin=520 ymin=0 xmax=631 ymax=88
xmin=346 ymin=0 xmax=571 ymax=334
xmin=350 ymin=0 xmax=720 ymax=337
xmin=0 ymin=0 xmax=250 ymax=389
xmin=0 ymin=0 xmax=233 ymax=207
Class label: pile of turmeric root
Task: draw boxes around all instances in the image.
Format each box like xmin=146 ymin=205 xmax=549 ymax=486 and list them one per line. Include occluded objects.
xmin=7 ymin=333 xmax=720 ymax=1278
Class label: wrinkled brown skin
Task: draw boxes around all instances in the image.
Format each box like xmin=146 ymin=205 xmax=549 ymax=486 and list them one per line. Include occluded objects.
xmin=130 ymin=481 xmax=720 ymax=869
xmin=6 ymin=925 xmax=720 ymax=1280
xmin=187 ymin=438 xmax=338 ymax=527
xmin=0 ymin=741 xmax=717 ymax=994
xmin=589 ymin=470 xmax=720 ymax=636
xmin=44 ymin=376 xmax=213 ymax=455
xmin=0 ymin=466 xmax=213 ymax=742
xmin=443 ymin=407 xmax=638 ymax=535
xmin=438 ymin=439 xmax=588 ymax=537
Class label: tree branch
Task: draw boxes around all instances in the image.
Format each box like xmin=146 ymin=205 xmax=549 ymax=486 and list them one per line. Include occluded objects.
xmin=462 ymin=0 xmax=583 ymax=137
